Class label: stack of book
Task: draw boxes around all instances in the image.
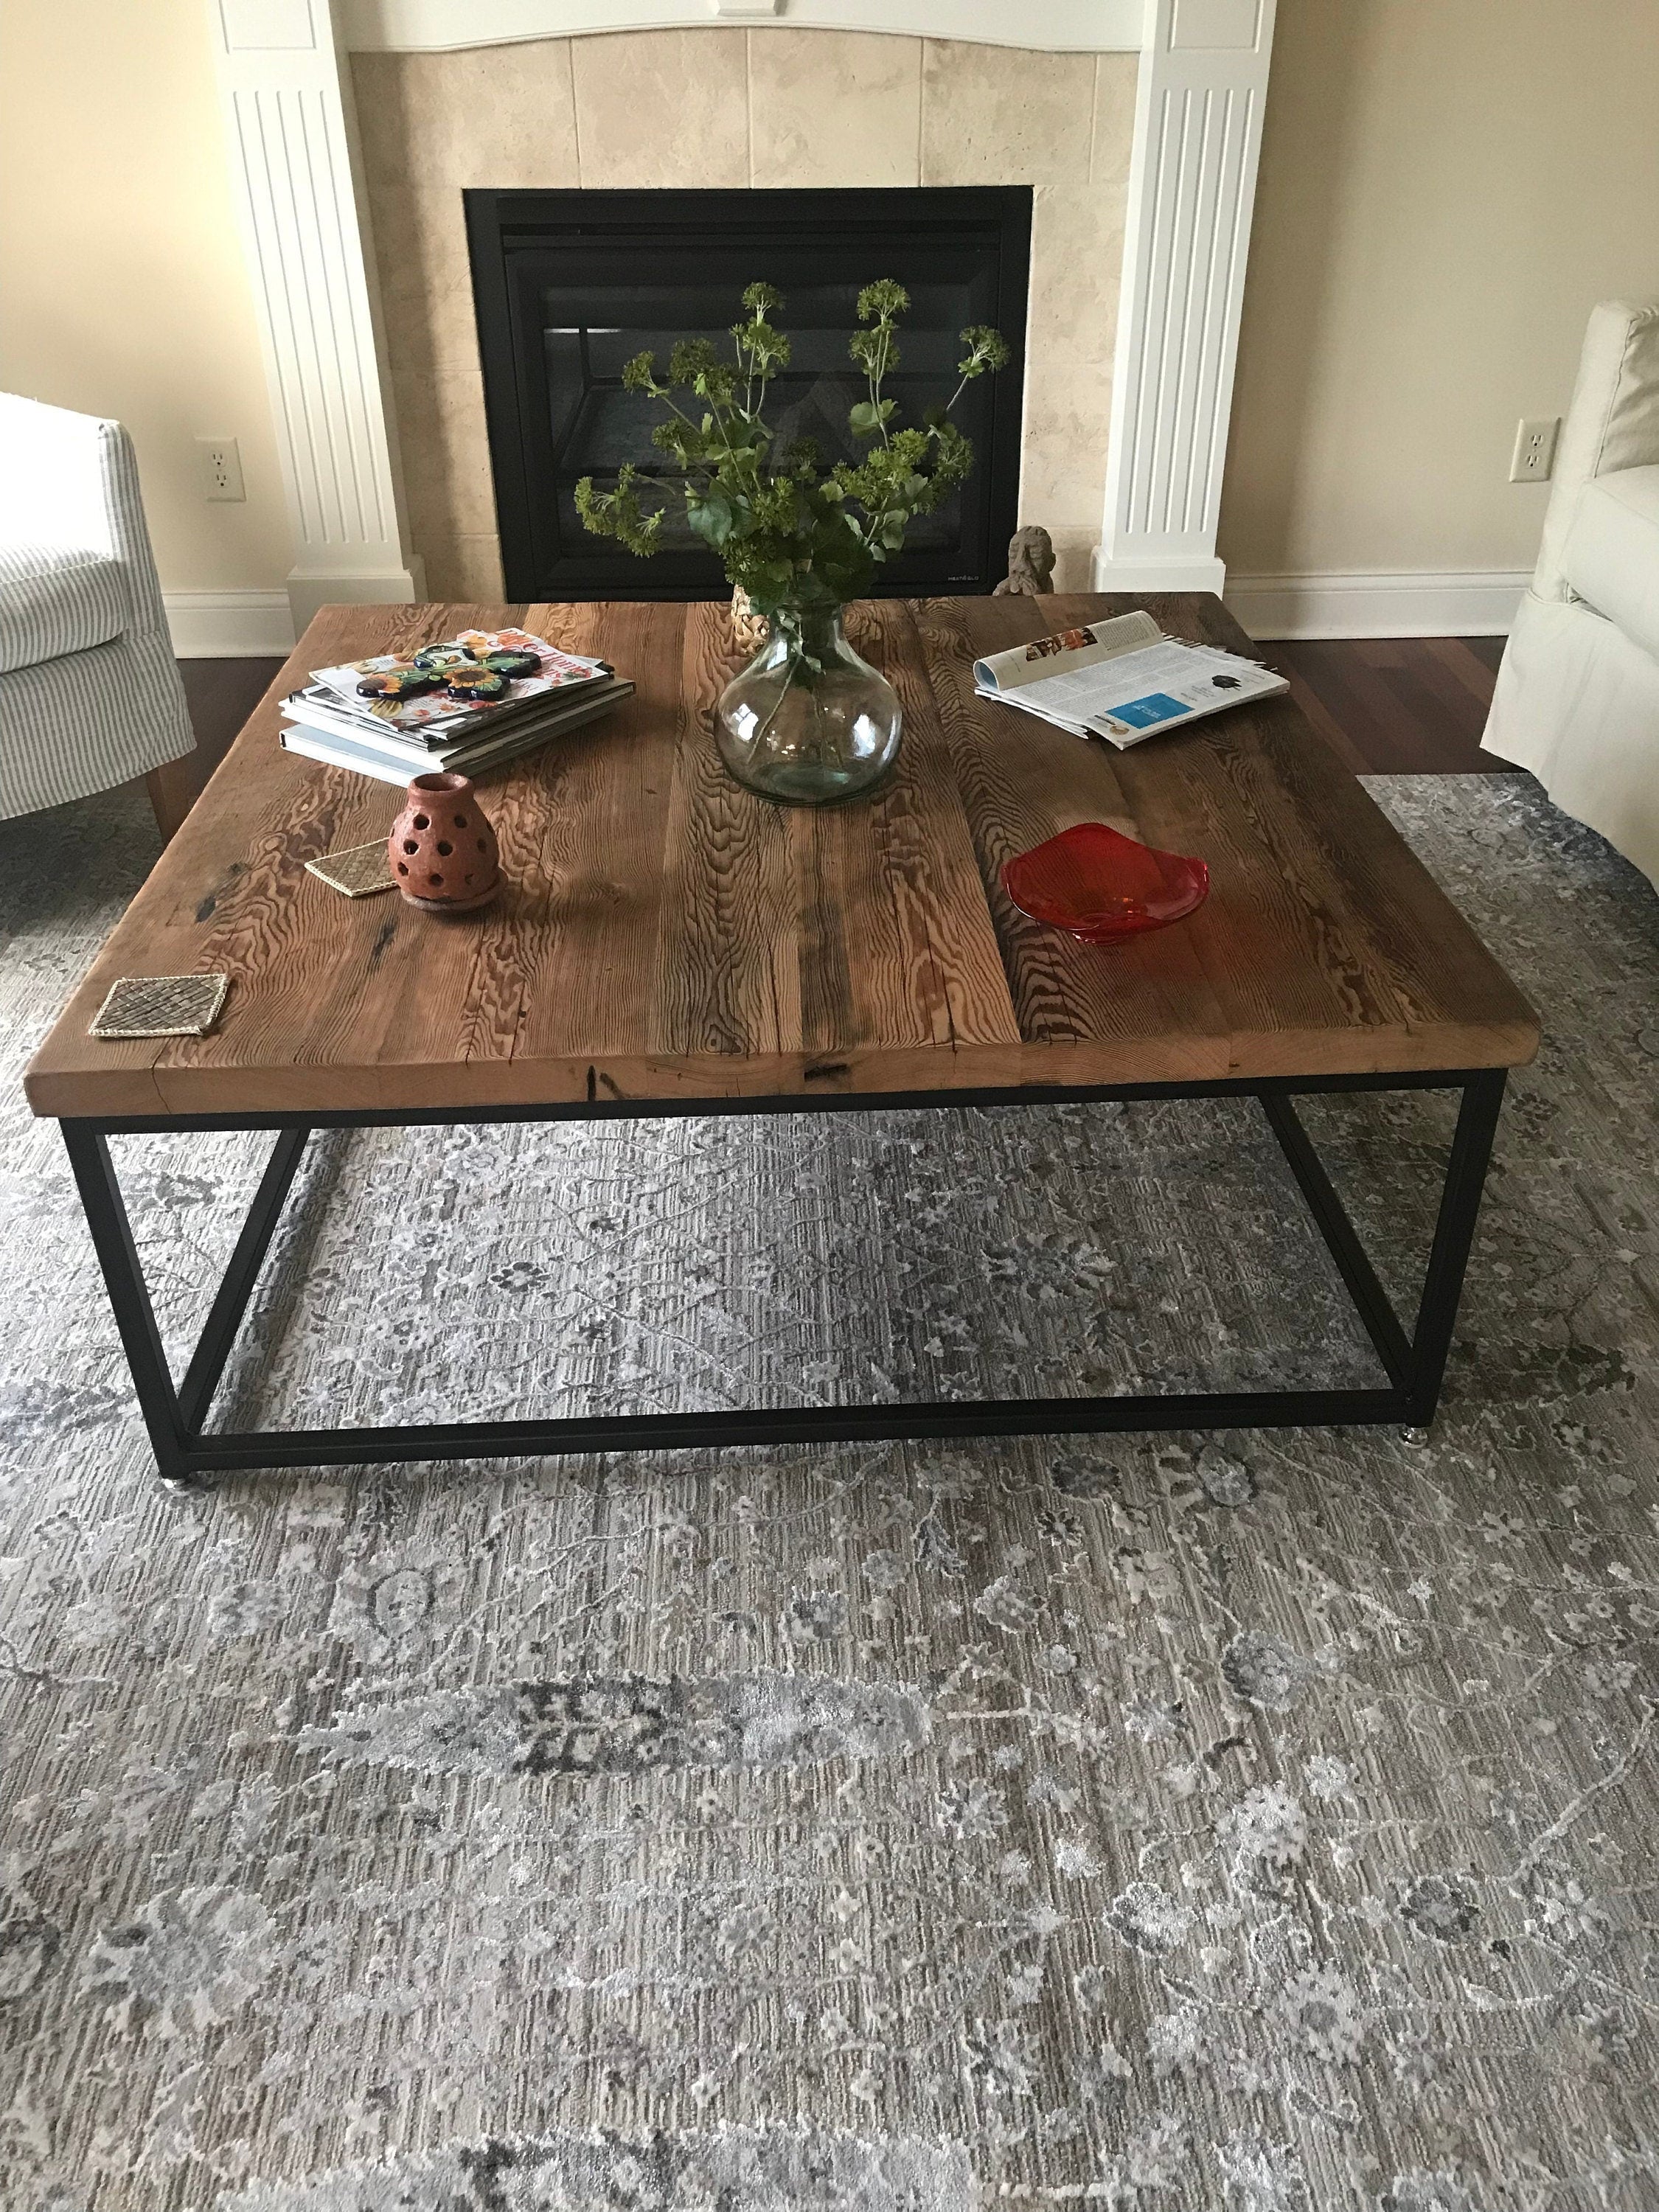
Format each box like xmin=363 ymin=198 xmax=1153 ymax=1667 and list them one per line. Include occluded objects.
xmin=279 ymin=626 xmax=633 ymax=787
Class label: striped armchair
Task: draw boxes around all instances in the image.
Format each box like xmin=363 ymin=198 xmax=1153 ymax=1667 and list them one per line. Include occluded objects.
xmin=0 ymin=394 xmax=195 ymax=822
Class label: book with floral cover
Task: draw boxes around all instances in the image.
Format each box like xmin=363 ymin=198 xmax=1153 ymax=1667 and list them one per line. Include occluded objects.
xmin=306 ymin=627 xmax=612 ymax=739
xmin=278 ymin=623 xmax=631 ymax=786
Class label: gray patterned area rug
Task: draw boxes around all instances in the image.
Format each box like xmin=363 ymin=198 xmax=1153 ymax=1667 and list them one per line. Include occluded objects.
xmin=2 ymin=774 xmax=1658 ymax=2212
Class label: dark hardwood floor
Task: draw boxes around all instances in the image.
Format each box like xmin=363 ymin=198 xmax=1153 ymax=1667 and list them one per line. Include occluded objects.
xmin=178 ymin=655 xmax=285 ymax=755
xmin=147 ymin=657 xmax=290 ymax=839
xmin=164 ymin=635 xmax=1516 ymax=832
xmin=1265 ymin=636 xmax=1515 ymax=776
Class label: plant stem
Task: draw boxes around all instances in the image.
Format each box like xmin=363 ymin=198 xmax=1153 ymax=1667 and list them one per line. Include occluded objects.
xmin=750 ymin=643 xmax=802 ymax=751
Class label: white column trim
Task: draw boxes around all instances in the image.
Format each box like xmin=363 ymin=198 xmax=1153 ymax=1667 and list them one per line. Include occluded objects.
xmin=208 ymin=0 xmax=425 ymax=632
xmin=342 ymin=0 xmax=1146 ymax=52
xmin=1093 ymin=0 xmax=1275 ymax=595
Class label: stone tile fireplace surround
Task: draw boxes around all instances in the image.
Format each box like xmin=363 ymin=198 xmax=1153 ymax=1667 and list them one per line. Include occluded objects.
xmin=209 ymin=0 xmax=1276 ymax=627
xmin=354 ymin=32 xmax=1130 ymax=602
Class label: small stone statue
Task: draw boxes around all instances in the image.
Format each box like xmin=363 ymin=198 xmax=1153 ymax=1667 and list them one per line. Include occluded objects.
xmin=993 ymin=525 xmax=1056 ymax=596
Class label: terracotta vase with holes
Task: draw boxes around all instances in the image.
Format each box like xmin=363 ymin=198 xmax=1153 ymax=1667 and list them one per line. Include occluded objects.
xmin=389 ymin=771 xmax=500 ymax=913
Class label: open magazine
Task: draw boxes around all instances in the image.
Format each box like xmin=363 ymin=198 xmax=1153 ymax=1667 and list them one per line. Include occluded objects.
xmin=973 ymin=611 xmax=1286 ymax=748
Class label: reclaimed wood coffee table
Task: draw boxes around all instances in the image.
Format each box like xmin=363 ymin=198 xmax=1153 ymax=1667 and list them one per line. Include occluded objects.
xmin=27 ymin=594 xmax=1540 ymax=1487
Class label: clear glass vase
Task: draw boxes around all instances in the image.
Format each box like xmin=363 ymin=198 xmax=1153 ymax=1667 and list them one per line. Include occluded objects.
xmin=714 ymin=604 xmax=902 ymax=804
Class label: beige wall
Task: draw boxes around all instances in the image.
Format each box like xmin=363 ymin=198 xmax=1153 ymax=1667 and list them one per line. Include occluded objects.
xmin=0 ymin=0 xmax=291 ymax=594
xmin=10 ymin=4 xmax=1655 ymax=611
xmin=352 ymin=30 xmax=1139 ymax=599
xmin=1220 ymin=0 xmax=1659 ymax=581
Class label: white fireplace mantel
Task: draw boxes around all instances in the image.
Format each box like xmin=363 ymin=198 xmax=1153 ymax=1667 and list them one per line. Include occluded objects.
xmin=341 ymin=2 xmax=1148 ymax=52
xmin=209 ymin=0 xmax=1276 ymax=622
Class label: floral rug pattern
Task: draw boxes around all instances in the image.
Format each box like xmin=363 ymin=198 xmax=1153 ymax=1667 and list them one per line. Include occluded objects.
xmin=1 ymin=775 xmax=1657 ymax=2210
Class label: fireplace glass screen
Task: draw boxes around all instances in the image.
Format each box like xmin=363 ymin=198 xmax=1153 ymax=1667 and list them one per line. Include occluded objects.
xmin=465 ymin=188 xmax=1031 ymax=602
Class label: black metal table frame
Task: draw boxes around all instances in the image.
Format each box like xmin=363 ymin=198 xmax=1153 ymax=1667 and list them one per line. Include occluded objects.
xmin=58 ymin=1066 xmax=1508 ymax=1489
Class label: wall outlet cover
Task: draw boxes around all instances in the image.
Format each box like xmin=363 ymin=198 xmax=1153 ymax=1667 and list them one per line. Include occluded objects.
xmin=1509 ymin=417 xmax=1560 ymax=484
xmin=198 ymin=437 xmax=246 ymax=502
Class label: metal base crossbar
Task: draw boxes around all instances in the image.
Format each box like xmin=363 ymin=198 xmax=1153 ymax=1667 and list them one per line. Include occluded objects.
xmin=58 ymin=1068 xmax=1508 ymax=1488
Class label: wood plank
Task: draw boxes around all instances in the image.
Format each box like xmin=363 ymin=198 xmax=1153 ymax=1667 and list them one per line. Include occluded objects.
xmin=24 ymin=594 xmax=1540 ymax=1121
xmin=489 ymin=598 xmax=690 ymax=1095
xmin=1419 ymin=635 xmax=1502 ymax=714
xmin=840 ymin=601 xmax=1020 ymax=1062
xmin=1270 ymin=635 xmax=1516 ymax=775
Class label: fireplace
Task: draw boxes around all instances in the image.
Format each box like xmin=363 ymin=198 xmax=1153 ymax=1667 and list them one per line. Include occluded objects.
xmin=465 ymin=187 xmax=1031 ymax=603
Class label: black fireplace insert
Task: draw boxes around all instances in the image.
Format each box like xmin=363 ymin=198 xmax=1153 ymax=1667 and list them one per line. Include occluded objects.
xmin=464 ymin=187 xmax=1031 ymax=602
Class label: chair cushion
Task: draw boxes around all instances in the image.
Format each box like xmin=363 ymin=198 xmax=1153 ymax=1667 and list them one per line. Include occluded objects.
xmin=1562 ymin=465 xmax=1659 ymax=665
xmin=0 ymin=541 xmax=127 ymax=674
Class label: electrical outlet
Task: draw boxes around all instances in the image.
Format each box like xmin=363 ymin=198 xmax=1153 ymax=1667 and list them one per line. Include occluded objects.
xmin=197 ymin=437 xmax=246 ymax=502
xmin=1509 ymin=417 xmax=1559 ymax=484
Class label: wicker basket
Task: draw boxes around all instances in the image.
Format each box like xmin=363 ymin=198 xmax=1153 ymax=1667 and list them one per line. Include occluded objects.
xmin=729 ymin=586 xmax=770 ymax=656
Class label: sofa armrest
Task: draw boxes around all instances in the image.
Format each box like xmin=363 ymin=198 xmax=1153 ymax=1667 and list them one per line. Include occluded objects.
xmin=0 ymin=392 xmax=168 ymax=639
xmin=1534 ymin=301 xmax=1659 ymax=602
xmin=0 ymin=392 xmax=116 ymax=558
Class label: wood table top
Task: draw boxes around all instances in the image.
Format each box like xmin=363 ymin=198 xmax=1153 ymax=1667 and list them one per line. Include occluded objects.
xmin=26 ymin=594 xmax=1540 ymax=1121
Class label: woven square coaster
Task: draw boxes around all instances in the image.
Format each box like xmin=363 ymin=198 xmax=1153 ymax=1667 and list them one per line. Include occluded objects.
xmin=305 ymin=840 xmax=394 ymax=898
xmin=89 ymin=974 xmax=229 ymax=1040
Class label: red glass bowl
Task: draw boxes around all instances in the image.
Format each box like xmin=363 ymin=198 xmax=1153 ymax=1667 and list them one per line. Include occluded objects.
xmin=1001 ymin=821 xmax=1209 ymax=945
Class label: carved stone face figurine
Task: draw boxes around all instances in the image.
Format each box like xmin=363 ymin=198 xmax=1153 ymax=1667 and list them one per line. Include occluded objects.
xmin=992 ymin=524 xmax=1057 ymax=596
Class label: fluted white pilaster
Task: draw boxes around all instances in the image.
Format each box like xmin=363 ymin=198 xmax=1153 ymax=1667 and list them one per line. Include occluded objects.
xmin=209 ymin=0 xmax=425 ymax=629
xmin=1093 ymin=0 xmax=1276 ymax=594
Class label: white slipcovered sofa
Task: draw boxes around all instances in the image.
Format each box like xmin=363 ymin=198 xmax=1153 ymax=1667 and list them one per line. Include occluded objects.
xmin=0 ymin=393 xmax=195 ymax=821
xmin=1483 ymin=301 xmax=1659 ymax=887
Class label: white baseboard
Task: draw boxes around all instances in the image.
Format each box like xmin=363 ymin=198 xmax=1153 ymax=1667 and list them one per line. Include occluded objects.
xmin=1224 ymin=569 xmax=1530 ymax=641
xmin=164 ymin=589 xmax=296 ymax=659
xmin=1091 ymin=549 xmax=1228 ymax=595
xmin=161 ymin=567 xmax=1528 ymax=655
xmin=286 ymin=561 xmax=428 ymax=630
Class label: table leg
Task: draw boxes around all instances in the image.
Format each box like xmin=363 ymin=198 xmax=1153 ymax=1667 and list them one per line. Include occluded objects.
xmin=1401 ymin=1068 xmax=1507 ymax=1425
xmin=61 ymin=1124 xmax=195 ymax=1487
xmin=62 ymin=1120 xmax=312 ymax=1489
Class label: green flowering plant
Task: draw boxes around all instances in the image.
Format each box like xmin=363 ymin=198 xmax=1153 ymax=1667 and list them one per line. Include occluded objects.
xmin=574 ymin=279 xmax=1009 ymax=634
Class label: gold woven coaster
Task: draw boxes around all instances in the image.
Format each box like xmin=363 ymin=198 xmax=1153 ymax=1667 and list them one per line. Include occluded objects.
xmin=305 ymin=840 xmax=394 ymax=898
xmin=90 ymin=974 xmax=229 ymax=1040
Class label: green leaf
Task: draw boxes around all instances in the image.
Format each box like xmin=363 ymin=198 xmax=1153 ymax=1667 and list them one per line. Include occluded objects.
xmin=857 ymin=278 xmax=910 ymax=324
xmin=848 ymin=397 xmax=896 ymax=439
xmin=687 ymin=493 xmax=734 ymax=547
xmin=958 ymin=324 xmax=1012 ymax=377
